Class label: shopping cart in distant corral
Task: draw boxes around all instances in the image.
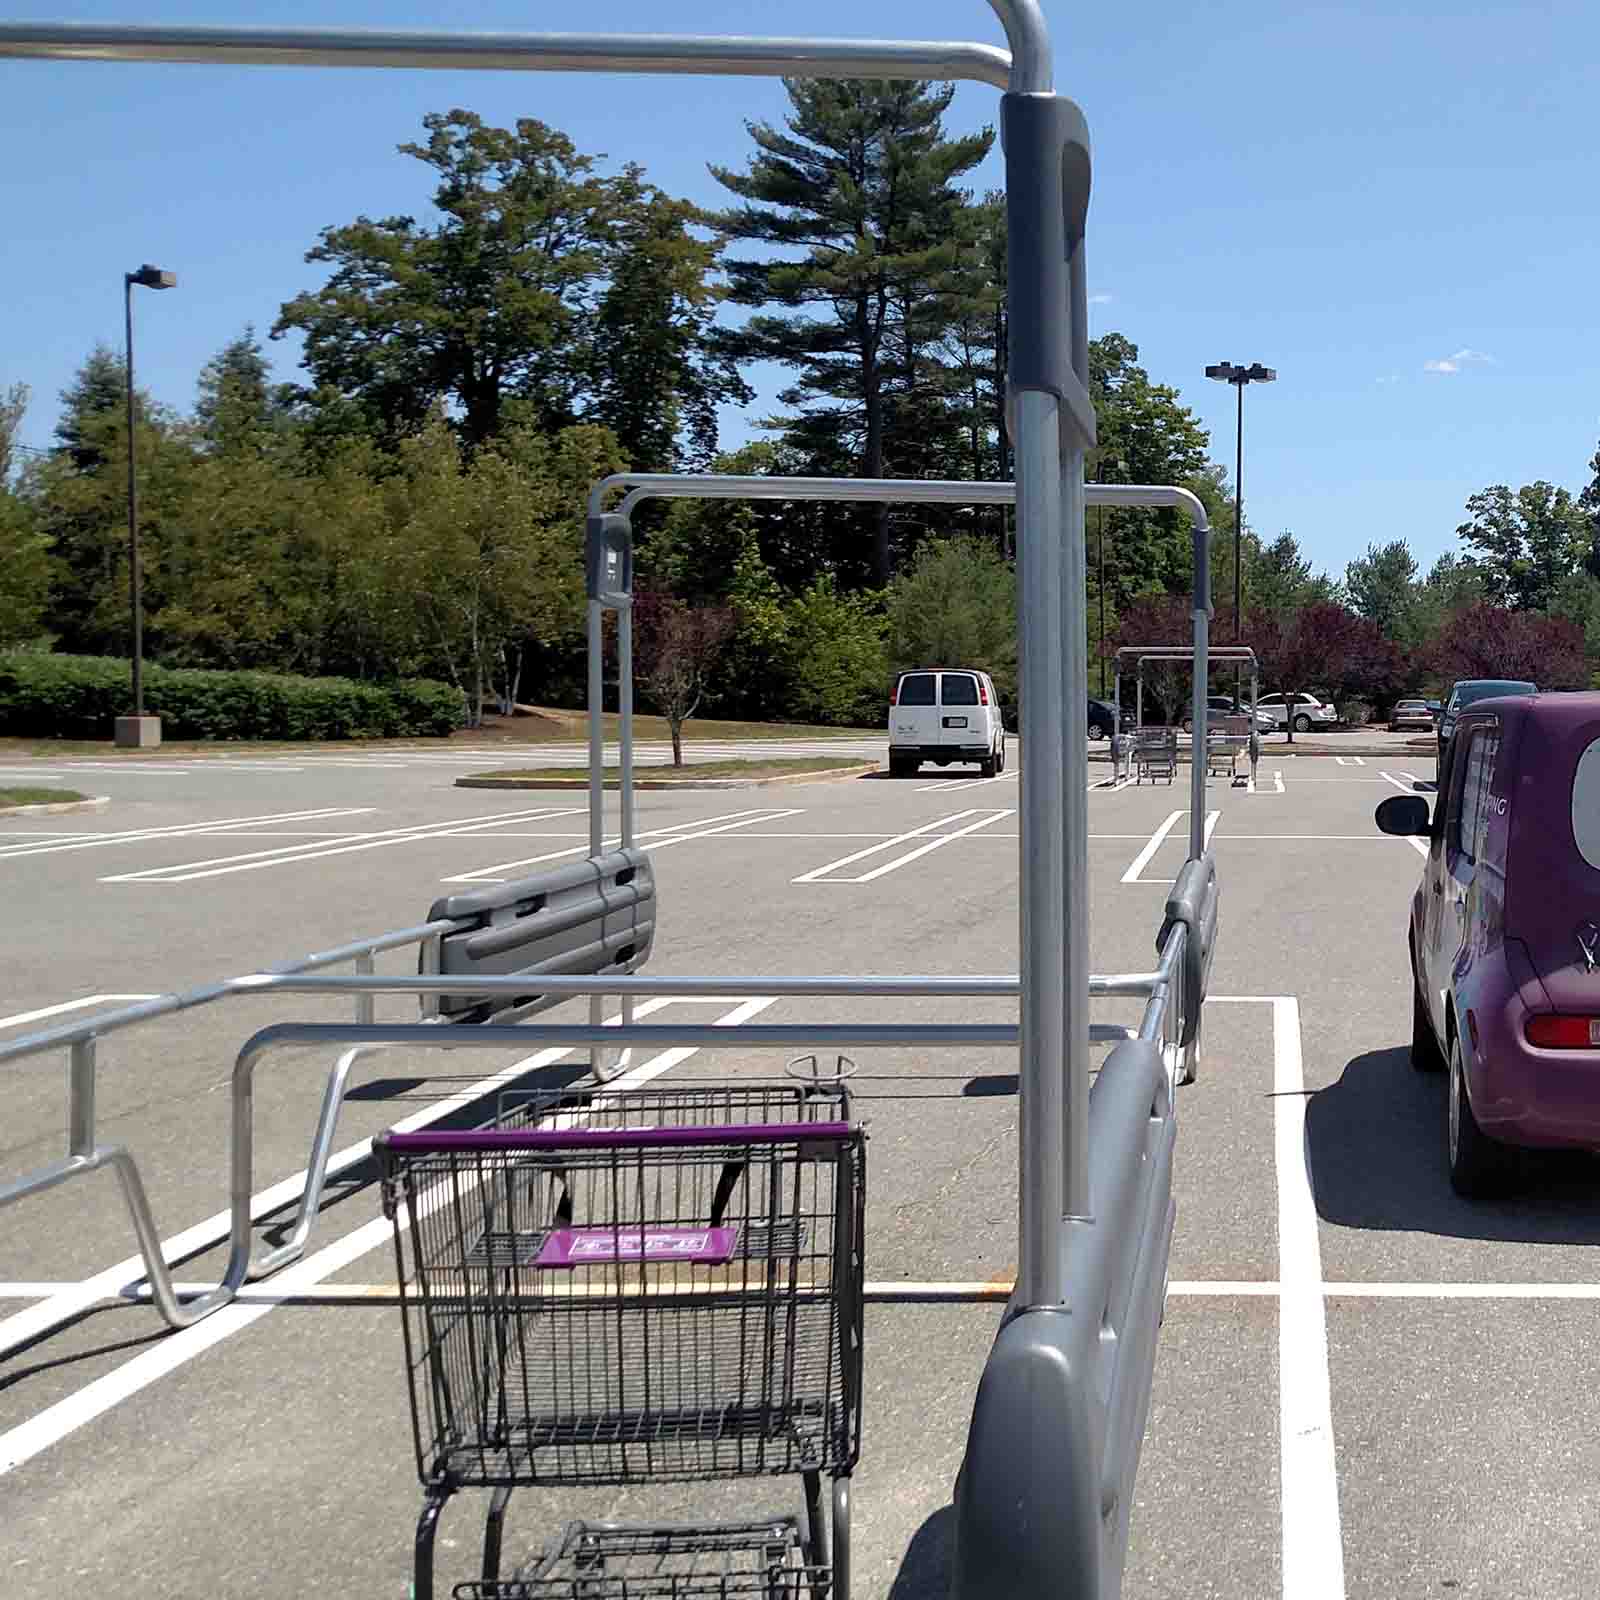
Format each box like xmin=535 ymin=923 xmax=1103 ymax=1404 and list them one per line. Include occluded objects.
xmin=376 ymin=1081 xmax=866 ymax=1599
xmin=1134 ymin=725 xmax=1178 ymax=784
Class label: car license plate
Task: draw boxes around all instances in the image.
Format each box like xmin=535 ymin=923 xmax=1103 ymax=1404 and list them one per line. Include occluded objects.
xmin=943 ymin=716 xmax=968 ymax=729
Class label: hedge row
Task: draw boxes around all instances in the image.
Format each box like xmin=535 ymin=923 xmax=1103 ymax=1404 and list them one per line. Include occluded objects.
xmin=0 ymin=654 xmax=467 ymax=741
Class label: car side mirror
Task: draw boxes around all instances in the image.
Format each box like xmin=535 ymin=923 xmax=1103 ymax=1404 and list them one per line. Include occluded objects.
xmin=1375 ymin=794 xmax=1430 ymax=838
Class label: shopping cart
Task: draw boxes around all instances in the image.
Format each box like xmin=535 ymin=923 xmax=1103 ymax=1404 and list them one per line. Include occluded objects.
xmin=376 ymin=1081 xmax=866 ymax=1600
xmin=1134 ymin=725 xmax=1178 ymax=784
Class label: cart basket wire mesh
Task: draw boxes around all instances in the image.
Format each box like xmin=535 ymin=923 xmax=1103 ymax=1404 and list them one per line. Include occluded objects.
xmin=453 ymin=1517 xmax=828 ymax=1597
xmin=377 ymin=1083 xmax=865 ymax=1491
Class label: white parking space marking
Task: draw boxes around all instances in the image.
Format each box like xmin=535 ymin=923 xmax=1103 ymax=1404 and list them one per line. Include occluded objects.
xmin=0 ymin=994 xmax=160 ymax=1031
xmin=1334 ymin=756 xmax=1365 ymax=767
xmin=1247 ymin=768 xmax=1286 ymax=794
xmin=0 ymin=808 xmax=377 ymax=863
xmin=792 ymin=808 xmax=1012 ymax=883
xmin=99 ymin=806 xmax=584 ymax=884
xmin=1121 ymin=811 xmax=1219 ymax=883
xmin=0 ymin=995 xmax=773 ymax=1472
xmin=444 ymin=809 xmax=804 ymax=884
xmin=1272 ymin=994 xmax=1345 ymax=1599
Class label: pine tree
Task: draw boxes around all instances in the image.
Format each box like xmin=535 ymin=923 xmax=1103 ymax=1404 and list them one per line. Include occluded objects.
xmin=711 ymin=78 xmax=993 ymax=585
xmin=196 ymin=327 xmax=284 ymax=456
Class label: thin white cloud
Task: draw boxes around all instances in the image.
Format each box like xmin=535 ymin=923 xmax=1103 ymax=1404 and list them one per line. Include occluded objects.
xmin=1423 ymin=346 xmax=1494 ymax=375
xmin=1376 ymin=373 xmax=1401 ymax=385
xmin=1087 ymin=292 xmax=1113 ymax=306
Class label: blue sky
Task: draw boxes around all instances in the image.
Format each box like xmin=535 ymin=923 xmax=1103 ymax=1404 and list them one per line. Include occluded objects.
xmin=4 ymin=0 xmax=1599 ymax=583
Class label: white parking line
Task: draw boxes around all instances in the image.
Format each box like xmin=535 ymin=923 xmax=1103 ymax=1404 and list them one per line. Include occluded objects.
xmin=792 ymin=808 xmax=1012 ymax=884
xmin=0 ymin=995 xmax=773 ymax=1473
xmin=1247 ymin=768 xmax=1286 ymax=794
xmin=99 ymin=806 xmax=584 ymax=884
xmin=1120 ymin=811 xmax=1219 ymax=884
xmin=0 ymin=994 xmax=160 ymax=1031
xmin=443 ymin=809 xmax=804 ymax=884
xmin=0 ymin=807 xmax=377 ymax=863
xmin=1271 ymin=994 xmax=1346 ymax=1599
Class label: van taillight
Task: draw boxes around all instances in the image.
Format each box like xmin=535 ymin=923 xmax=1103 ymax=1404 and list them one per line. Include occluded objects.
xmin=889 ymin=684 xmax=898 ymax=705
xmin=978 ymin=681 xmax=989 ymax=704
xmin=1524 ymin=1015 xmax=1600 ymax=1049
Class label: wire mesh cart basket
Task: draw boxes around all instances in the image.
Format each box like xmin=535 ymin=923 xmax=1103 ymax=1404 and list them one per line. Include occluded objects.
xmin=376 ymin=1082 xmax=866 ymax=1600
xmin=1133 ymin=726 xmax=1178 ymax=784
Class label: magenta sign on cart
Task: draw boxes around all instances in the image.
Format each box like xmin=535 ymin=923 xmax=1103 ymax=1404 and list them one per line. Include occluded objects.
xmin=536 ymin=1226 xmax=739 ymax=1268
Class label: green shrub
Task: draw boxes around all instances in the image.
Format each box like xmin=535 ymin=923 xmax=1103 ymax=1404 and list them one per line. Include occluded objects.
xmin=0 ymin=654 xmax=467 ymax=741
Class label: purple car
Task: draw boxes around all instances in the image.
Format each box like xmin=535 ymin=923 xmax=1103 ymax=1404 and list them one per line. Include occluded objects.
xmin=1376 ymin=690 xmax=1600 ymax=1196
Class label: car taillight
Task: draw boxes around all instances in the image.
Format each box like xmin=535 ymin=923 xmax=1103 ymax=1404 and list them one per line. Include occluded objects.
xmin=1524 ymin=1015 xmax=1600 ymax=1049
xmin=978 ymin=681 xmax=989 ymax=704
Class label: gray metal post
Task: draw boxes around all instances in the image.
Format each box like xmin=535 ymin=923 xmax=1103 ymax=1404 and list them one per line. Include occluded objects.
xmin=353 ymin=949 xmax=375 ymax=1027
xmin=617 ymin=598 xmax=636 ymax=1062
xmin=586 ymin=596 xmax=607 ymax=1073
xmin=1014 ymin=387 xmax=1068 ymax=1302
xmin=68 ymin=1037 xmax=96 ymax=1159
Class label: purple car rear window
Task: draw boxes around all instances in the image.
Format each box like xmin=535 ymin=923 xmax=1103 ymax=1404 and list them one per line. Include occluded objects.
xmin=1573 ymin=739 xmax=1600 ymax=870
xmin=1455 ymin=729 xmax=1500 ymax=863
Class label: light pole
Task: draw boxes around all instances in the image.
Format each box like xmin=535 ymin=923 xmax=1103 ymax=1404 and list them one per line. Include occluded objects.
xmin=119 ymin=263 xmax=176 ymax=749
xmin=1204 ymin=361 xmax=1275 ymax=649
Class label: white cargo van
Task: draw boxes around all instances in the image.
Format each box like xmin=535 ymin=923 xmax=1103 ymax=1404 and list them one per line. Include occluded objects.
xmin=888 ymin=668 xmax=1007 ymax=777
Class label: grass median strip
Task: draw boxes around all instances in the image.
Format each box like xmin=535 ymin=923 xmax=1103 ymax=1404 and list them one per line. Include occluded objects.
xmin=0 ymin=786 xmax=88 ymax=809
xmin=458 ymin=757 xmax=879 ymax=789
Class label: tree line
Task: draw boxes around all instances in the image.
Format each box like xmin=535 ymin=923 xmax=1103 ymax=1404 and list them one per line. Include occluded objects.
xmin=2 ymin=83 xmax=1597 ymax=735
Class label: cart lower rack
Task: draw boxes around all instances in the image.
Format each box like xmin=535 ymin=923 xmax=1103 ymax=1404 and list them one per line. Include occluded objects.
xmin=378 ymin=1082 xmax=866 ymax=1600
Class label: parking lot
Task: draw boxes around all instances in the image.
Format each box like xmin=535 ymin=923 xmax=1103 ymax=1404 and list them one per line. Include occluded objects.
xmin=3 ymin=741 xmax=1595 ymax=1598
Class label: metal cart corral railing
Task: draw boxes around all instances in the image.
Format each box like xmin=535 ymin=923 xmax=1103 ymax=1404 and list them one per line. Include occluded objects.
xmin=1114 ymin=644 xmax=1262 ymax=792
xmin=2 ymin=6 xmax=1221 ymax=1594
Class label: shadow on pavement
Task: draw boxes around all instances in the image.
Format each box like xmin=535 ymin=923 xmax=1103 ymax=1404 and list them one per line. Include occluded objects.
xmin=886 ymin=1505 xmax=954 ymax=1599
xmin=1306 ymin=1046 xmax=1600 ymax=1243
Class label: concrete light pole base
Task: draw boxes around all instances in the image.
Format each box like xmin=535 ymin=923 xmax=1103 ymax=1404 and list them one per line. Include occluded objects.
xmin=115 ymin=715 xmax=162 ymax=749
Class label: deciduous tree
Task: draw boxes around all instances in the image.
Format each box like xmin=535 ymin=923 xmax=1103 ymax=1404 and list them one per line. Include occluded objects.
xmin=632 ymin=587 xmax=736 ymax=763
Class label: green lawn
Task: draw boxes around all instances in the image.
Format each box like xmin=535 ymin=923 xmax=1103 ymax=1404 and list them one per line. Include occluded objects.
xmin=0 ymin=786 xmax=88 ymax=808
xmin=0 ymin=712 xmax=879 ymax=759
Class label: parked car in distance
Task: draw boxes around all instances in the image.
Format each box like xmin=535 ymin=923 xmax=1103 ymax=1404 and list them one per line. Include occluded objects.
xmin=1389 ymin=698 xmax=1435 ymax=732
xmin=1437 ymin=678 xmax=1536 ymax=779
xmin=1179 ymin=695 xmax=1274 ymax=735
xmin=1376 ymin=690 xmax=1600 ymax=1195
xmin=889 ymin=668 xmax=1006 ymax=777
xmin=1254 ymin=692 xmax=1338 ymax=733
xmin=1087 ymin=697 xmax=1118 ymax=742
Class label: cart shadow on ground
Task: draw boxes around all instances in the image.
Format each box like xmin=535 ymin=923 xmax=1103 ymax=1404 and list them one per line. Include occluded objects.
xmin=886 ymin=1506 xmax=955 ymax=1598
xmin=1306 ymin=1046 xmax=1600 ymax=1244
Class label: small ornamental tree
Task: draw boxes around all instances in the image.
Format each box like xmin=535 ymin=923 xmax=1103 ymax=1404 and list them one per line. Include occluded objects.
xmin=1249 ymin=602 xmax=1403 ymax=742
xmin=631 ymin=587 xmax=736 ymax=764
xmin=1108 ymin=592 xmax=1200 ymax=724
xmin=1423 ymin=603 xmax=1587 ymax=689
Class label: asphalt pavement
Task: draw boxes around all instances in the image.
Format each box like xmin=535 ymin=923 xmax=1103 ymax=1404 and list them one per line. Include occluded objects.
xmin=0 ymin=741 xmax=1592 ymax=1598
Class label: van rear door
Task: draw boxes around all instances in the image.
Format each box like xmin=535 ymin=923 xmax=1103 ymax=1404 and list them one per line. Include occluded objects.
xmin=937 ymin=671 xmax=984 ymax=750
xmin=891 ymin=672 xmax=940 ymax=750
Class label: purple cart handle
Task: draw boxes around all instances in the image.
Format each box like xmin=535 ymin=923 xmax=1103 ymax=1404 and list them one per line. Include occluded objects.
xmin=377 ymin=1120 xmax=853 ymax=1154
